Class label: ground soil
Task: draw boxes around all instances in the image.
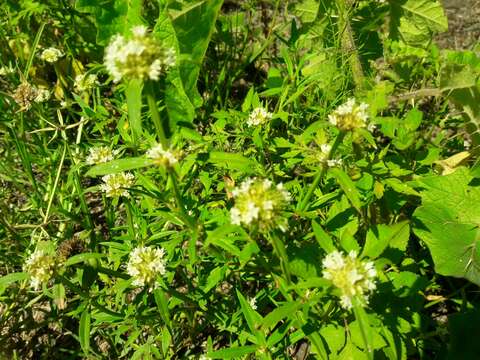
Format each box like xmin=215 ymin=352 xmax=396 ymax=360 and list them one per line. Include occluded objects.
xmin=436 ymin=0 xmax=480 ymax=49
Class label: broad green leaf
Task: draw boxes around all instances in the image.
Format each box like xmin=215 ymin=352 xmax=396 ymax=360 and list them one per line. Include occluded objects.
xmin=0 ymin=272 xmax=28 ymax=288
xmin=171 ymin=0 xmax=224 ymax=107
xmin=362 ymin=221 xmax=410 ymax=259
xmin=79 ymin=309 xmax=91 ymax=354
xmin=319 ymin=324 xmax=345 ymax=355
xmin=207 ymin=345 xmax=258 ymax=359
xmin=292 ymin=0 xmax=320 ymax=23
xmin=86 ymin=157 xmax=154 ymax=177
xmin=390 ymin=0 xmax=448 ymax=47
xmin=154 ymin=7 xmax=196 ymax=128
xmin=337 ymin=340 xmax=369 ymax=360
xmin=413 ymin=168 xmax=480 ymax=285
xmin=330 ymin=168 xmax=362 ymax=213
xmin=76 ymin=0 xmax=143 ymax=45
xmin=125 ymin=78 xmax=143 ymax=142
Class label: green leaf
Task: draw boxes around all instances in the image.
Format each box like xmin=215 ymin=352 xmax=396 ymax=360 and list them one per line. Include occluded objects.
xmin=262 ymin=301 xmax=302 ymax=330
xmin=236 ymin=289 xmax=263 ymax=336
xmin=171 ymin=0 xmax=224 ymax=107
xmin=207 ymin=345 xmax=258 ymax=359
xmin=76 ymin=0 xmax=143 ymax=45
xmin=390 ymin=0 xmax=448 ymax=47
xmin=154 ymin=7 xmax=196 ymax=128
xmin=362 ymin=221 xmax=410 ymax=259
xmin=0 ymin=272 xmax=28 ymax=288
xmin=312 ymin=220 xmax=336 ymax=253
xmin=154 ymin=288 xmax=172 ymax=329
xmin=330 ymin=168 xmax=362 ymax=213
xmin=126 ymin=78 xmax=144 ymax=142
xmin=86 ymin=157 xmax=154 ymax=177
xmin=64 ymin=253 xmax=105 ymax=266
xmin=79 ymin=309 xmax=91 ymax=354
xmin=203 ymin=265 xmax=227 ymax=293
xmin=413 ymin=168 xmax=480 ymax=285
xmin=208 ymin=151 xmax=259 ymax=174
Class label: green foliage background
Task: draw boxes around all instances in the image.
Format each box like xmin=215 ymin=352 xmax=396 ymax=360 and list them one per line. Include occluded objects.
xmin=0 ymin=0 xmax=480 ymax=359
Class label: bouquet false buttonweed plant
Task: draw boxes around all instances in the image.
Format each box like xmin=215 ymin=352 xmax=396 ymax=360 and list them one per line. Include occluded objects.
xmin=104 ymin=25 xmax=175 ymax=83
xmin=1 ymin=0 xmax=480 ymax=359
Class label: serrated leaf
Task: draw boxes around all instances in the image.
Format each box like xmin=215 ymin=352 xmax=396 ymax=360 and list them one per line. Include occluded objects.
xmin=390 ymin=0 xmax=448 ymax=47
xmin=413 ymin=168 xmax=480 ymax=285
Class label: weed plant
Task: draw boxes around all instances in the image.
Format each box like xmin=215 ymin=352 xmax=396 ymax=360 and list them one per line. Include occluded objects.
xmin=1 ymin=0 xmax=480 ymax=359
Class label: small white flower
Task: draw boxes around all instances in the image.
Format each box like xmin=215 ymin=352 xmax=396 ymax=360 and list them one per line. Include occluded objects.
xmin=247 ymin=107 xmax=273 ymax=126
xmin=248 ymin=297 xmax=257 ymax=310
xmin=326 ymin=159 xmax=343 ymax=167
xmin=322 ymin=250 xmax=377 ymax=309
xmin=86 ymin=146 xmax=116 ymax=165
xmin=104 ymin=26 xmax=175 ymax=82
xmin=40 ymin=47 xmax=63 ymax=63
xmin=230 ymin=178 xmax=290 ymax=231
xmin=146 ymin=143 xmax=178 ymax=167
xmin=0 ymin=65 xmax=14 ymax=76
xmin=23 ymin=249 xmax=56 ymax=290
xmin=34 ymin=88 xmax=50 ymax=103
xmin=100 ymin=172 xmax=135 ymax=197
xmin=328 ymin=98 xmax=371 ymax=132
xmin=126 ymin=246 xmax=167 ymax=288
xmin=74 ymin=73 xmax=99 ymax=92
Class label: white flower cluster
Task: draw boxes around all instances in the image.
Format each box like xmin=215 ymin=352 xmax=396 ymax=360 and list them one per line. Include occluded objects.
xmin=74 ymin=73 xmax=99 ymax=92
xmin=230 ymin=178 xmax=290 ymax=231
xmin=23 ymin=249 xmax=56 ymax=290
xmin=86 ymin=146 xmax=117 ymax=165
xmin=247 ymin=107 xmax=273 ymax=126
xmin=0 ymin=65 xmax=14 ymax=76
xmin=126 ymin=246 xmax=167 ymax=288
xmin=34 ymin=88 xmax=50 ymax=103
xmin=146 ymin=143 xmax=178 ymax=167
xmin=328 ymin=98 xmax=371 ymax=132
xmin=12 ymin=83 xmax=50 ymax=110
xmin=40 ymin=47 xmax=63 ymax=63
xmin=318 ymin=144 xmax=343 ymax=168
xmin=104 ymin=25 xmax=175 ymax=82
xmin=100 ymin=172 xmax=135 ymax=197
xmin=322 ymin=250 xmax=377 ymax=309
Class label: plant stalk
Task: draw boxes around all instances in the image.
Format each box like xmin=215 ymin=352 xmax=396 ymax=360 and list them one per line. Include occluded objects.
xmin=297 ymin=132 xmax=345 ymax=212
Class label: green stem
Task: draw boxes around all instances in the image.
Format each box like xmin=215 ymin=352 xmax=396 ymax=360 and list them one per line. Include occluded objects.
xmin=269 ymin=231 xmax=291 ymax=285
xmin=297 ymin=132 xmax=345 ymax=212
xmin=336 ymin=0 xmax=365 ymax=89
xmin=352 ymin=300 xmax=374 ymax=360
xmin=169 ymin=170 xmax=195 ymax=229
xmin=145 ymin=81 xmax=168 ymax=147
